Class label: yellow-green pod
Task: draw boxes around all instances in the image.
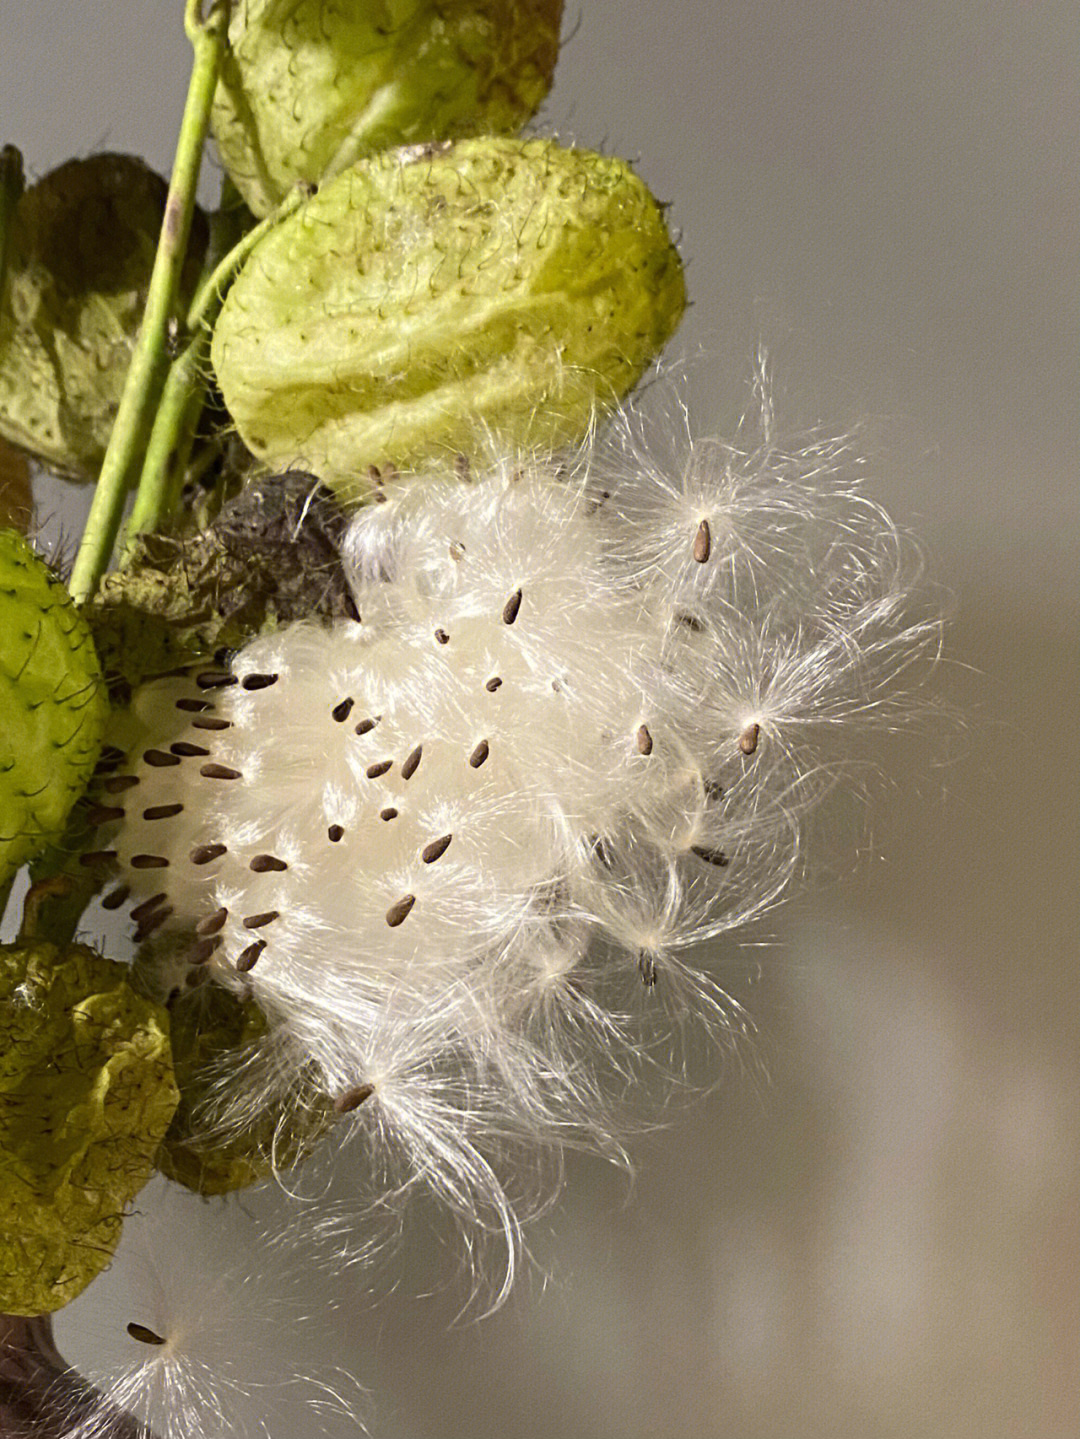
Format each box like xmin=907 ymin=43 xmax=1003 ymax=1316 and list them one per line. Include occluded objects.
xmin=212 ymin=0 xmax=565 ymax=217
xmin=211 ymin=137 xmax=686 ymax=499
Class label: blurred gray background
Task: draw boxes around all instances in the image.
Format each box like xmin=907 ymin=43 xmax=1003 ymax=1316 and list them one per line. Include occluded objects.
xmin=2 ymin=2 xmax=1077 ymax=1436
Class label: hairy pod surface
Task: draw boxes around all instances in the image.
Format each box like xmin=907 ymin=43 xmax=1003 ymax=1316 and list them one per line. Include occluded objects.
xmin=0 ymin=941 xmax=178 ymax=1315
xmin=0 ymin=154 xmax=208 ymax=480
xmin=212 ymin=0 xmax=565 ymax=216
xmin=211 ymin=137 xmax=685 ymax=497
xmin=0 ymin=529 xmax=108 ymax=885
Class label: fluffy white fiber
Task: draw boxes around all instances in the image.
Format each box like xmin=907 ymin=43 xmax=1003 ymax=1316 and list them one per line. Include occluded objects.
xmin=96 ymin=377 xmax=941 ymax=1245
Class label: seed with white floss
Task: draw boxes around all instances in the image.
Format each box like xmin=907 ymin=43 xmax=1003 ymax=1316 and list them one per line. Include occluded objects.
xmin=105 ymin=398 xmax=940 ymax=1236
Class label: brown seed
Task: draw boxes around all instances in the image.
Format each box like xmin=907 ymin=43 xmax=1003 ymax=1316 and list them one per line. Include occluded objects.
xmin=333 ymin=1083 xmax=375 ymax=1114
xmin=366 ymin=759 xmax=392 ymax=779
xmin=738 ymin=723 xmax=760 ymax=756
xmin=693 ymin=517 xmax=712 ymax=564
xmin=134 ymin=906 xmax=173 ymax=941
xmin=195 ymin=907 xmax=229 ymax=937
xmin=196 ymin=672 xmax=237 ymax=690
xmin=126 ymin=1322 xmax=166 ymax=1347
xmin=421 ymin=834 xmax=453 ymax=864
xmin=502 ymin=588 xmax=523 ymax=625
xmin=190 ymin=843 xmax=226 ymax=865
xmin=690 ymin=844 xmax=729 ymax=868
xmin=176 ymin=697 xmax=212 ymax=713
xmin=170 ymin=741 xmax=209 ymax=758
xmin=249 ymin=854 xmax=288 ymax=873
xmin=79 ymin=850 xmax=117 ymax=867
xmin=103 ymin=775 xmax=139 ymax=794
xmin=636 ymin=724 xmax=654 ymax=755
xmin=354 ymin=717 xmax=377 ymax=736
xmin=191 ymin=716 xmax=232 ymax=731
xmin=485 ymin=676 xmax=502 ymax=692
xmin=131 ymin=854 xmax=169 ymax=870
xmin=143 ymin=749 xmax=180 ymax=768
xmin=101 ymin=884 xmax=131 ymax=911
xmin=188 ymin=937 xmax=219 ymax=966
xmin=143 ymin=803 xmax=183 ymax=820
xmin=242 ymin=672 xmax=278 ymax=691
xmin=200 ymin=763 xmax=242 ymax=780
xmin=434 ymin=628 xmax=450 ymax=645
xmin=86 ymin=804 xmax=125 ymax=825
xmin=327 ymin=824 xmax=344 ymax=843
xmin=468 ymin=739 xmax=490 ymax=768
xmin=242 ymin=911 xmax=279 ymax=930
xmin=236 ymin=940 xmax=266 ymax=973
xmin=449 ymin=540 xmax=466 ymax=562
xmin=401 ymin=744 xmax=423 ymax=780
xmin=130 ymin=893 xmax=168 ymax=924
xmin=380 ymin=807 xmax=398 ymax=821
xmin=385 ymin=893 xmax=416 ymax=927
xmin=332 ymin=697 xmax=354 ymax=722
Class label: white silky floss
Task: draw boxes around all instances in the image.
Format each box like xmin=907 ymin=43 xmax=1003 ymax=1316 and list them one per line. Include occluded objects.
xmin=106 ymin=400 xmax=939 ymax=1227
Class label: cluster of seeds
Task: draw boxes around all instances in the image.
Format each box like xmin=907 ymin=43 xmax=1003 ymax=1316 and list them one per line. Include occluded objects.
xmin=87 ymin=413 xmax=937 ymax=1220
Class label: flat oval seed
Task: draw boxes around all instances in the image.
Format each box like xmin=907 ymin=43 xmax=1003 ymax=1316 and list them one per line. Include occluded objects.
xmin=332 ymin=696 xmax=354 ymax=722
xmin=236 ymin=940 xmax=266 ymax=973
xmin=434 ymin=628 xmax=450 ymax=645
xmin=195 ymin=907 xmax=229 ymax=936
xmin=192 ymin=717 xmax=232 ymax=731
xmin=327 ymin=824 xmax=344 ymax=842
xmin=693 ymin=517 xmax=711 ymax=563
xmin=485 ymin=676 xmax=503 ymax=692
xmin=86 ymin=804 xmax=125 ymax=825
xmin=242 ymin=672 xmax=278 ymax=690
xmin=190 ymin=843 xmax=227 ymax=865
xmin=421 ymin=834 xmax=452 ymax=864
xmin=401 ymin=744 xmax=423 ymax=780
xmin=143 ymin=803 xmax=183 ymax=820
xmin=143 ymin=749 xmax=180 ymax=768
xmin=354 ymin=717 xmax=377 ymax=735
xmin=242 ymin=911 xmax=279 ymax=930
xmin=196 ymin=672 xmax=237 ymax=690
xmin=130 ymin=893 xmax=168 ymax=923
xmin=126 ymin=1322 xmax=167 ymax=1347
xmin=103 ymin=775 xmax=139 ymax=793
xmin=636 ymin=724 xmax=654 ymax=755
xmin=101 ymin=884 xmax=131 ymax=911
xmin=385 ymin=894 xmax=416 ymax=928
xmin=170 ymin=741 xmax=210 ymax=758
xmin=249 ymin=854 xmax=288 ymax=873
xmin=131 ymin=854 xmax=170 ymax=870
xmin=333 ymin=1083 xmax=374 ymax=1114
xmin=200 ymin=763 xmax=242 ymax=780
xmin=468 ymin=739 xmax=490 ymax=768
xmin=738 ymin=723 xmax=761 ymax=756
xmin=366 ymin=759 xmax=392 ymax=779
xmin=502 ymin=588 xmax=523 ymax=624
xmin=380 ymin=807 xmax=398 ymax=821
xmin=176 ymin=697 xmax=212 ymax=713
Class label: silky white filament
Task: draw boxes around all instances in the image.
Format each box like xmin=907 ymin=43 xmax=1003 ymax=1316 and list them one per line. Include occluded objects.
xmin=97 ymin=382 xmax=942 ymax=1245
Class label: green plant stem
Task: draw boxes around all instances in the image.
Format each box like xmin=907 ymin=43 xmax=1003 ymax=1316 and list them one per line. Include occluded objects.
xmin=0 ymin=146 xmax=25 ymax=302
xmin=68 ymin=0 xmax=228 ymax=605
xmin=121 ymin=185 xmax=309 ymax=548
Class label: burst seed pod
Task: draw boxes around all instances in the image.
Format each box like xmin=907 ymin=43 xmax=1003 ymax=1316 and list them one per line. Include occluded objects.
xmin=0 ymin=941 xmax=178 ymax=1315
xmin=0 ymin=529 xmax=109 ymax=885
xmin=212 ymin=0 xmax=565 ymax=217
xmin=0 ymin=154 xmax=208 ymax=479
xmin=210 ymin=137 xmax=686 ymax=498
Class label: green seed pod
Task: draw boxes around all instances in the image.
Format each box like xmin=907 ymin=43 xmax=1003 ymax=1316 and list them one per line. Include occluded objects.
xmin=156 ymin=982 xmax=333 ymax=1197
xmin=211 ymin=138 xmax=686 ymax=499
xmin=0 ymin=529 xmax=108 ymax=886
xmin=0 ymin=154 xmax=208 ymax=480
xmin=212 ymin=0 xmax=565 ymax=218
xmin=0 ymin=941 xmax=178 ymax=1315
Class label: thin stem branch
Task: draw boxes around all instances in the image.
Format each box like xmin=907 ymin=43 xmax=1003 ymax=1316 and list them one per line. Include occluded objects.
xmin=121 ymin=184 xmax=309 ymax=548
xmin=68 ymin=0 xmax=228 ymax=604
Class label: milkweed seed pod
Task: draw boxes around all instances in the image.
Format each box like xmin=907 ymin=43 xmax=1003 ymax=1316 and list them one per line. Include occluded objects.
xmin=156 ymin=982 xmax=334 ymax=1196
xmin=0 ymin=529 xmax=108 ymax=885
xmin=91 ymin=385 xmax=940 ymax=1233
xmin=0 ymin=942 xmax=178 ymax=1315
xmin=211 ymin=0 xmax=565 ymax=217
xmin=0 ymin=154 xmax=208 ymax=479
xmin=210 ymin=138 xmax=686 ymax=500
